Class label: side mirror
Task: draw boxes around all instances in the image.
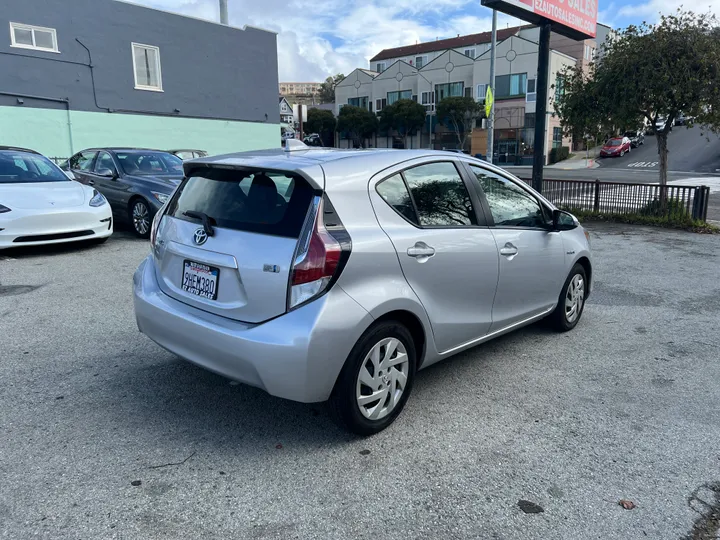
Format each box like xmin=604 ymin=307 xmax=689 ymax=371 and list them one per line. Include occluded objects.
xmin=552 ymin=209 xmax=578 ymax=231
xmin=97 ymin=168 xmax=117 ymax=179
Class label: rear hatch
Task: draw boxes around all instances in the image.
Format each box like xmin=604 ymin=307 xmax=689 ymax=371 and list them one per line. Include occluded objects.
xmin=153 ymin=165 xmax=320 ymax=323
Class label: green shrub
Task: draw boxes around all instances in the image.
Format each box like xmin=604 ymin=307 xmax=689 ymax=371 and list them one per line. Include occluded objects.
xmin=549 ymin=146 xmax=570 ymax=164
xmin=640 ymin=197 xmax=690 ymax=219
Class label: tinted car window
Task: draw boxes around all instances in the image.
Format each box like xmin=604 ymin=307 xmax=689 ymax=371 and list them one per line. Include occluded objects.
xmin=116 ymin=151 xmax=183 ymax=175
xmin=70 ymin=151 xmax=97 ymax=171
xmin=402 ymin=162 xmax=477 ymax=227
xmin=470 ymin=165 xmax=545 ymax=228
xmin=376 ymin=174 xmax=419 ymax=225
xmin=94 ymin=152 xmax=117 ymax=174
xmin=167 ymin=167 xmax=315 ymax=238
xmin=0 ymin=151 xmax=69 ymax=184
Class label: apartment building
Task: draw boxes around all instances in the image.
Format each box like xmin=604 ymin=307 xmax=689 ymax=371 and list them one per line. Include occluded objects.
xmin=279 ymin=82 xmax=322 ymax=96
xmin=337 ymin=22 xmax=611 ymax=163
xmin=1 ymin=0 xmax=280 ymax=158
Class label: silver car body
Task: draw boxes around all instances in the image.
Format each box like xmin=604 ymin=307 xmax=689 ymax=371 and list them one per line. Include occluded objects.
xmin=133 ymin=149 xmax=592 ymax=403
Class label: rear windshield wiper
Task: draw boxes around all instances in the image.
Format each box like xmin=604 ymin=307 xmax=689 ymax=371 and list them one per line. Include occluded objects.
xmin=183 ymin=210 xmax=216 ymax=236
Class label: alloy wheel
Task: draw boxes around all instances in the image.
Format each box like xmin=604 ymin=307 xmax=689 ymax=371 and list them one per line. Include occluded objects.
xmin=565 ymin=274 xmax=585 ymax=324
xmin=133 ymin=201 xmax=150 ymax=236
xmin=356 ymin=337 xmax=410 ymax=421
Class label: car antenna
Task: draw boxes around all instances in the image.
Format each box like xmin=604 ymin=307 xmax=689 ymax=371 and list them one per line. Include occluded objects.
xmin=284 ymin=139 xmax=310 ymax=152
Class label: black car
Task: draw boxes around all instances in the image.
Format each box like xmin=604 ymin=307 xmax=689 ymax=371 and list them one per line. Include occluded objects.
xmin=624 ymin=130 xmax=645 ymax=148
xmin=62 ymin=148 xmax=184 ymax=238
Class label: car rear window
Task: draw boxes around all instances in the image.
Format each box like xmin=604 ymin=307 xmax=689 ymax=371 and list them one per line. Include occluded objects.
xmin=167 ymin=167 xmax=316 ymax=238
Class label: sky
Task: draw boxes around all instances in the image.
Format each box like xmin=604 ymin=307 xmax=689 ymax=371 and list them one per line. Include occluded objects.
xmin=132 ymin=0 xmax=719 ymax=82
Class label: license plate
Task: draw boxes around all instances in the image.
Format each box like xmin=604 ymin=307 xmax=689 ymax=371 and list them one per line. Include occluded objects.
xmin=182 ymin=260 xmax=219 ymax=300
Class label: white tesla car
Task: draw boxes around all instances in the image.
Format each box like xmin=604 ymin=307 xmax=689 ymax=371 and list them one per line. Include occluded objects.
xmin=0 ymin=147 xmax=113 ymax=249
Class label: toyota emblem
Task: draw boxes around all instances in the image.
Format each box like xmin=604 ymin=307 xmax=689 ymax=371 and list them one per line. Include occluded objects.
xmin=193 ymin=228 xmax=208 ymax=245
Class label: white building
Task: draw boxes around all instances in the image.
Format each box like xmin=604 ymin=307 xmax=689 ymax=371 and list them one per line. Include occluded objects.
xmin=335 ymin=23 xmax=611 ymax=163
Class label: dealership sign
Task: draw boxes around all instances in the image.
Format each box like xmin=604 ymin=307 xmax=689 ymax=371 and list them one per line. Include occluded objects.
xmin=481 ymin=0 xmax=597 ymax=39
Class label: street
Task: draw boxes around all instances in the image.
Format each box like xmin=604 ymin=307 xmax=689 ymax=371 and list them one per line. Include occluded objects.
xmin=1 ymin=226 xmax=719 ymax=539
xmin=506 ymin=126 xmax=720 ymax=221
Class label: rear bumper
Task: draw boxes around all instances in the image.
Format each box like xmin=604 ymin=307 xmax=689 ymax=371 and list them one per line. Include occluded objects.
xmin=0 ymin=206 xmax=113 ymax=249
xmin=133 ymin=255 xmax=374 ymax=403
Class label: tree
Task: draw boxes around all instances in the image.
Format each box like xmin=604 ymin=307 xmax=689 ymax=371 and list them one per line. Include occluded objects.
xmin=435 ymin=96 xmax=483 ymax=151
xmin=555 ymin=10 xmax=720 ymax=193
xmin=379 ymin=99 xmax=427 ymax=148
xmin=318 ymin=74 xmax=345 ymax=104
xmin=305 ymin=108 xmax=337 ymax=145
xmin=336 ymin=105 xmax=378 ymax=148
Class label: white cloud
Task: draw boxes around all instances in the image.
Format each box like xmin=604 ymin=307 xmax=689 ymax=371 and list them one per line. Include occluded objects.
xmin=134 ymin=0 xmax=719 ymax=84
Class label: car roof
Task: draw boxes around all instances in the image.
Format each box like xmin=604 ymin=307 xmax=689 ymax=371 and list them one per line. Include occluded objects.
xmin=79 ymin=147 xmax=168 ymax=153
xmin=188 ymin=147 xmax=473 ymax=173
xmin=0 ymin=146 xmax=40 ymax=154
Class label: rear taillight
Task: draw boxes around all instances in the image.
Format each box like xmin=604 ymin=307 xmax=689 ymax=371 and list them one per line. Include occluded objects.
xmin=289 ymin=197 xmax=345 ymax=309
xmin=150 ymin=207 xmax=165 ymax=249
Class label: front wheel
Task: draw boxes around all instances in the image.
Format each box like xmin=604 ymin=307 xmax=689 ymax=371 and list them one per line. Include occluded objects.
xmin=549 ymin=264 xmax=587 ymax=332
xmin=129 ymin=199 xmax=151 ymax=239
xmin=329 ymin=321 xmax=416 ymax=436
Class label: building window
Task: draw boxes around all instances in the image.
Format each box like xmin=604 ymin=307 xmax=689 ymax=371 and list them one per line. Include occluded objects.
xmin=434 ymin=82 xmax=464 ymax=103
xmin=376 ymin=98 xmax=387 ymax=112
xmin=464 ymin=87 xmax=472 ymax=98
xmin=463 ymin=48 xmax=476 ymax=59
xmin=376 ymin=62 xmax=386 ymax=73
xmin=526 ymin=78 xmax=536 ymax=102
xmin=387 ymin=90 xmax=412 ymax=105
xmin=9 ymin=22 xmax=58 ymax=52
xmin=552 ymin=127 xmax=563 ymax=148
xmin=415 ymin=56 xmax=427 ymax=69
xmin=348 ymin=96 xmax=369 ymax=109
xmin=132 ymin=43 xmax=163 ymax=91
xmin=421 ymin=91 xmax=435 ymax=112
xmin=495 ymin=73 xmax=527 ymax=99
xmin=524 ymin=113 xmax=536 ymax=128
xmin=476 ymin=84 xmax=486 ymax=101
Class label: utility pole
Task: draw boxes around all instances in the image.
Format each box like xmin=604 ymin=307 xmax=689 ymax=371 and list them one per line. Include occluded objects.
xmin=486 ymin=10 xmax=497 ymax=163
xmin=219 ymin=0 xmax=228 ymax=24
xmin=531 ymin=23 xmax=552 ymax=193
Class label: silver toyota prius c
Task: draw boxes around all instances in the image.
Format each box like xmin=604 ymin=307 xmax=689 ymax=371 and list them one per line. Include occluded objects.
xmin=133 ymin=144 xmax=592 ymax=435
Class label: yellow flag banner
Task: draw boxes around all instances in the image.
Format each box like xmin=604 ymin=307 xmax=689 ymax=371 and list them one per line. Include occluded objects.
xmin=485 ymin=86 xmax=493 ymax=118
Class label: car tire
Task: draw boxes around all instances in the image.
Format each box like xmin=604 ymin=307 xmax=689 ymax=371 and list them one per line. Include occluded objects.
xmin=549 ymin=264 xmax=587 ymax=332
xmin=329 ymin=321 xmax=416 ymax=436
xmin=129 ymin=199 xmax=152 ymax=239
xmin=620 ymin=150 xmax=625 ymax=156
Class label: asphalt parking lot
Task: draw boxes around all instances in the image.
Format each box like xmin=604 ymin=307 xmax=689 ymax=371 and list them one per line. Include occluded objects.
xmin=1 ymin=223 xmax=719 ymax=540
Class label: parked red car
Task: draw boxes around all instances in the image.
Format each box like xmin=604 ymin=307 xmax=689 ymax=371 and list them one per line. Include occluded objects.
xmin=600 ymin=137 xmax=632 ymax=157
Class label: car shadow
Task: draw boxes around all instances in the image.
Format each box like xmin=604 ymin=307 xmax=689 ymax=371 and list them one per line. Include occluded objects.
xmin=95 ymin=320 xmax=556 ymax=455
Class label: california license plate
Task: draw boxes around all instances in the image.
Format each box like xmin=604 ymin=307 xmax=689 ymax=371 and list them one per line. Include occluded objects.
xmin=182 ymin=260 xmax=219 ymax=300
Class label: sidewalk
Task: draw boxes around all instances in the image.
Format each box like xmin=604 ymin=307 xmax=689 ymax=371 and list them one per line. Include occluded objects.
xmin=547 ymin=146 xmax=602 ymax=170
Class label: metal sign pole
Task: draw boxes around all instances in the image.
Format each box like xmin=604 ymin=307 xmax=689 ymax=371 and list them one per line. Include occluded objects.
xmin=531 ymin=22 xmax=552 ymax=193
xmin=486 ymin=10 xmax=497 ymax=163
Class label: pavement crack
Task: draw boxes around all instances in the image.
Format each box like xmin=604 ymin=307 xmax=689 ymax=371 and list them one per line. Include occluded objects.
xmin=147 ymin=451 xmax=196 ymax=469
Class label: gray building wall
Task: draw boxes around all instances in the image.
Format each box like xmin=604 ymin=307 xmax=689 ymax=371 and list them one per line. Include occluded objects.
xmin=0 ymin=0 xmax=278 ymax=123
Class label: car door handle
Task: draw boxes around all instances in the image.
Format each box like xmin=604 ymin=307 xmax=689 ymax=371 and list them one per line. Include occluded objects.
xmin=500 ymin=242 xmax=518 ymax=257
xmin=87 ymin=179 xmax=95 ymax=186
xmin=407 ymin=242 xmax=435 ymax=258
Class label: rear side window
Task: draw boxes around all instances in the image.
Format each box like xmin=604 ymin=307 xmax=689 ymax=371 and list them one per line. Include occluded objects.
xmin=376 ymin=174 xmax=419 ymax=225
xmin=167 ymin=167 xmax=315 ymax=238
